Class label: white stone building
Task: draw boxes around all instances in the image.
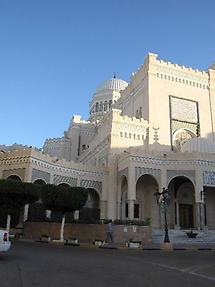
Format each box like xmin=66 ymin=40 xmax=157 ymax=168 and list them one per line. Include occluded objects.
xmin=1 ymin=53 xmax=215 ymax=230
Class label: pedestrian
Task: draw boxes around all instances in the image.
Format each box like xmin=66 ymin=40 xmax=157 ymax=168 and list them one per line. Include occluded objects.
xmin=106 ymin=219 xmax=114 ymax=244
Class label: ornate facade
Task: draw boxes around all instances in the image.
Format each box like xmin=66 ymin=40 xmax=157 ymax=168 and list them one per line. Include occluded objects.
xmin=1 ymin=53 xmax=215 ymax=230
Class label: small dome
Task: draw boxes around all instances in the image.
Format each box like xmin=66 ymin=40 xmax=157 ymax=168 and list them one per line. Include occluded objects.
xmin=181 ymin=137 xmax=215 ymax=153
xmin=95 ymin=78 xmax=128 ymax=93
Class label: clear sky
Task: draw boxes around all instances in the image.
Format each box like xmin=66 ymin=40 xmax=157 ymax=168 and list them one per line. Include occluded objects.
xmin=0 ymin=0 xmax=214 ymax=148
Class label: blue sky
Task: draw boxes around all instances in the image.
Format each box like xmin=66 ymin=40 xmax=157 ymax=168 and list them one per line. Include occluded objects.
xmin=0 ymin=0 xmax=214 ymax=148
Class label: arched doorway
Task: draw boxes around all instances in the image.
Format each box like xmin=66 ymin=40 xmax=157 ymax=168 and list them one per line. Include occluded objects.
xmin=120 ymin=176 xmax=128 ymax=219
xmin=79 ymin=188 xmax=100 ymax=222
xmin=136 ymin=174 xmax=159 ymax=227
xmin=204 ymin=186 xmax=215 ymax=229
xmin=7 ymin=175 xmax=22 ymax=181
xmin=28 ymin=179 xmax=47 ymax=222
xmin=168 ymin=176 xmax=195 ymax=229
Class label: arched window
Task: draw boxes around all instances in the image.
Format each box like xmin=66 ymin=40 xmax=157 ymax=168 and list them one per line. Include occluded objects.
xmin=104 ymin=101 xmax=108 ymax=111
xmin=109 ymin=100 xmax=112 ymax=109
xmin=95 ymin=102 xmax=99 ymax=112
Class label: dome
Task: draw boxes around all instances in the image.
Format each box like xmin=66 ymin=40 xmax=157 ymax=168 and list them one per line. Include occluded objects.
xmin=181 ymin=137 xmax=215 ymax=153
xmin=95 ymin=78 xmax=128 ymax=93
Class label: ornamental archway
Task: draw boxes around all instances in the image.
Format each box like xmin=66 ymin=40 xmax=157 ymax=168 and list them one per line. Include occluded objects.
xmin=135 ymin=174 xmax=159 ymax=227
xmin=28 ymin=178 xmax=47 ymax=222
xmin=168 ymin=176 xmax=196 ymax=229
xmin=79 ymin=188 xmax=100 ymax=222
xmin=204 ymin=186 xmax=215 ymax=229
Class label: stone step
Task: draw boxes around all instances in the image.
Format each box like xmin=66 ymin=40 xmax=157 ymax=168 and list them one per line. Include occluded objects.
xmin=152 ymin=229 xmax=215 ymax=244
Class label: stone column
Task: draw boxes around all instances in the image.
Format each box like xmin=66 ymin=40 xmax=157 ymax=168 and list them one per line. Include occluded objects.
xmin=121 ymin=202 xmax=126 ymax=220
xmin=195 ymin=202 xmax=201 ymax=230
xmin=174 ymin=199 xmax=180 ymax=229
xmin=23 ymin=204 xmax=29 ymax=222
xmin=128 ymin=200 xmax=135 ymax=220
xmin=197 ymin=202 xmax=207 ymax=230
xmin=116 ymin=201 xmax=121 ymax=219
xmin=100 ymin=200 xmax=108 ymax=219
xmin=127 ymin=164 xmax=135 ymax=220
xmin=159 ymin=169 xmax=167 ymax=228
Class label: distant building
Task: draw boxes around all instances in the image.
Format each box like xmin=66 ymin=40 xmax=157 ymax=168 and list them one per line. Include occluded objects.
xmin=1 ymin=53 xmax=215 ymax=230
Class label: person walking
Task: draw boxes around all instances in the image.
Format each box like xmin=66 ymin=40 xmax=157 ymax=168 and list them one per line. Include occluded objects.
xmin=106 ymin=219 xmax=114 ymax=244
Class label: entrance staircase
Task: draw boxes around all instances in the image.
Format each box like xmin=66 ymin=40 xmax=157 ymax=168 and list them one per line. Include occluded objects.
xmin=152 ymin=229 xmax=215 ymax=245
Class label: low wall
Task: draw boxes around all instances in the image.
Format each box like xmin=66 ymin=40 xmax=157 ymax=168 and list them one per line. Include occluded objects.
xmin=23 ymin=222 xmax=151 ymax=244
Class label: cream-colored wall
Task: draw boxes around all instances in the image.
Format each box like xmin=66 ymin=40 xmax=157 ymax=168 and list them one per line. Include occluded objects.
xmin=208 ymin=68 xmax=215 ymax=142
xmin=147 ymin=54 xmax=210 ymax=147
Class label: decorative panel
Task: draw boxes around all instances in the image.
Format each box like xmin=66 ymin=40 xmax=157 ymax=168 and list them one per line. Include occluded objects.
xmin=203 ymin=171 xmax=215 ymax=187
xmin=170 ymin=96 xmax=199 ymax=150
xmin=32 ymin=168 xmax=50 ymax=184
xmin=170 ymin=96 xmax=198 ymax=123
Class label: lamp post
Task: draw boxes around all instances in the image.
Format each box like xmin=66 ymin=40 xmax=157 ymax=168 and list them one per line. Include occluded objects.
xmin=154 ymin=187 xmax=171 ymax=243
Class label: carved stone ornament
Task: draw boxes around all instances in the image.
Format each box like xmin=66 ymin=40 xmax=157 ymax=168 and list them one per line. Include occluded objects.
xmin=173 ymin=129 xmax=196 ymax=151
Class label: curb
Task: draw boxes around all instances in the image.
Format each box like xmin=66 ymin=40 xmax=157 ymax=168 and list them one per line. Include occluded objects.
xmin=18 ymin=239 xmax=215 ymax=251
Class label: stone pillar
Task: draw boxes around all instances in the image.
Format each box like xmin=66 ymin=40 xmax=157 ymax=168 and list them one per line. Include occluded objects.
xmin=127 ymin=164 xmax=135 ymax=220
xmin=197 ymin=202 xmax=207 ymax=230
xmin=107 ymin=156 xmax=118 ymax=219
xmin=128 ymin=200 xmax=135 ymax=220
xmin=116 ymin=201 xmax=121 ymax=219
xmin=100 ymin=200 xmax=108 ymax=219
xmin=121 ymin=202 xmax=126 ymax=220
xmin=195 ymin=202 xmax=201 ymax=230
xmin=23 ymin=204 xmax=29 ymax=222
xmin=159 ymin=169 xmax=167 ymax=228
xmin=175 ymin=199 xmax=180 ymax=229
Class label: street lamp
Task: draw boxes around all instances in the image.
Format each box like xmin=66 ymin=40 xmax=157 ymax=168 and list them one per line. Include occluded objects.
xmin=154 ymin=187 xmax=171 ymax=243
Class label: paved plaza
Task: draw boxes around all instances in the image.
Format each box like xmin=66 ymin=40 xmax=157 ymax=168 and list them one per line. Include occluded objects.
xmin=1 ymin=241 xmax=215 ymax=287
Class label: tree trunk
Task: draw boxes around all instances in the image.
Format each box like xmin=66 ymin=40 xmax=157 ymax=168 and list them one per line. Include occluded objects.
xmin=6 ymin=214 xmax=11 ymax=232
xmin=60 ymin=214 xmax=66 ymax=241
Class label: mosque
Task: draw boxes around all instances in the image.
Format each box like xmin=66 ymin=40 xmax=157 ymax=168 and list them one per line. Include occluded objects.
xmin=1 ymin=53 xmax=215 ymax=231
